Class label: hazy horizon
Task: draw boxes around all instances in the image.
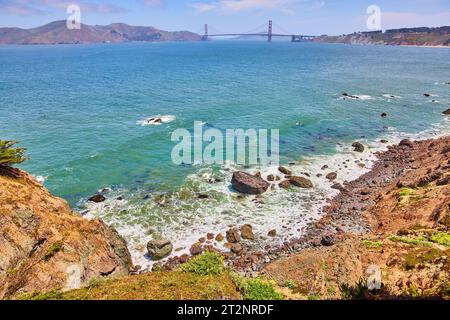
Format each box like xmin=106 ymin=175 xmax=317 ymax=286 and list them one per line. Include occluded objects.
xmin=0 ymin=0 xmax=449 ymax=36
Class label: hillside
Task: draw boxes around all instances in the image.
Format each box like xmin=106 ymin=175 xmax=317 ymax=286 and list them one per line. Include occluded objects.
xmin=0 ymin=166 xmax=132 ymax=299
xmin=314 ymin=26 xmax=450 ymax=47
xmin=0 ymin=20 xmax=201 ymax=45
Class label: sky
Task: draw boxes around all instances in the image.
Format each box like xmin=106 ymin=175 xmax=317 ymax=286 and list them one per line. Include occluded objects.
xmin=0 ymin=0 xmax=449 ymax=35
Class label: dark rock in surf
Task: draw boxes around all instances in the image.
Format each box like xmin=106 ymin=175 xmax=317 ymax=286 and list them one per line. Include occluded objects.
xmin=88 ymin=194 xmax=106 ymax=203
xmin=326 ymin=172 xmax=338 ymax=181
xmin=352 ymin=142 xmax=365 ymax=153
xmin=147 ymin=237 xmax=173 ymax=260
xmin=289 ymin=176 xmax=313 ymax=189
xmin=278 ymin=166 xmax=292 ymax=175
xmin=231 ymin=171 xmax=270 ymax=195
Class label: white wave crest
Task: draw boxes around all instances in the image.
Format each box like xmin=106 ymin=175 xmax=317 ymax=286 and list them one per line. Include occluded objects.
xmin=138 ymin=115 xmax=176 ymax=126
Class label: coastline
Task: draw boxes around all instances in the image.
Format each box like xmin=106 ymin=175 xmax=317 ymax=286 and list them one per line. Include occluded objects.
xmin=1 ymin=133 xmax=448 ymax=299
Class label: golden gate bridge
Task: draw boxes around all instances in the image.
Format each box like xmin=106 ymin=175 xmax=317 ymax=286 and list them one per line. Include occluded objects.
xmin=201 ymin=20 xmax=317 ymax=42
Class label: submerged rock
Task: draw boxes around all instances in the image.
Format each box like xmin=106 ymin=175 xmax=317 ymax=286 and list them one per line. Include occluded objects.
xmin=147 ymin=237 xmax=173 ymax=260
xmin=352 ymin=142 xmax=365 ymax=153
xmin=289 ymin=176 xmax=313 ymax=189
xmin=231 ymin=171 xmax=270 ymax=195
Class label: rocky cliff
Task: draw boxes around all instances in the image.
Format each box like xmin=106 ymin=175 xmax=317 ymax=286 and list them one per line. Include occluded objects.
xmin=314 ymin=26 xmax=450 ymax=47
xmin=0 ymin=167 xmax=132 ymax=299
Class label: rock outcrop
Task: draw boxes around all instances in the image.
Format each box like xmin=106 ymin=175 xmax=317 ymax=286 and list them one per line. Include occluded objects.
xmin=0 ymin=167 xmax=132 ymax=299
xmin=231 ymin=172 xmax=270 ymax=195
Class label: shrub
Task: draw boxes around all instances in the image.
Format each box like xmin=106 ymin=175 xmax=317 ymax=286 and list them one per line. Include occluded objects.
xmin=42 ymin=241 xmax=63 ymax=261
xmin=234 ymin=276 xmax=284 ymax=300
xmin=181 ymin=252 xmax=224 ymax=276
xmin=0 ymin=140 xmax=27 ymax=167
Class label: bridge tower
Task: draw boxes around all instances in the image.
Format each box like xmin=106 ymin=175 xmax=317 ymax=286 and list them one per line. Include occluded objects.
xmin=268 ymin=20 xmax=273 ymax=42
xmin=202 ymin=24 xmax=208 ymax=41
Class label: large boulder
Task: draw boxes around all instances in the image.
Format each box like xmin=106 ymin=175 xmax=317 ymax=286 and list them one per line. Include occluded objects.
xmin=147 ymin=237 xmax=173 ymax=260
xmin=226 ymin=228 xmax=241 ymax=243
xmin=326 ymin=172 xmax=338 ymax=181
xmin=88 ymin=194 xmax=106 ymax=203
xmin=399 ymin=139 xmax=414 ymax=148
xmin=352 ymin=142 xmax=365 ymax=153
xmin=240 ymin=224 xmax=254 ymax=240
xmin=443 ymin=109 xmax=450 ymax=115
xmin=289 ymin=176 xmax=314 ymax=189
xmin=231 ymin=171 xmax=270 ymax=195
xmin=278 ymin=166 xmax=292 ymax=175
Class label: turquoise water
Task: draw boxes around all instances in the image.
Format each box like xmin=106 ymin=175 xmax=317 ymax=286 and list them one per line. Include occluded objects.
xmin=1 ymin=42 xmax=449 ymax=266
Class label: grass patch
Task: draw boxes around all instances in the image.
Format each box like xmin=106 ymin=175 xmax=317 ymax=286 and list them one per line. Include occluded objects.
xmin=181 ymin=252 xmax=224 ymax=276
xmin=42 ymin=241 xmax=63 ymax=261
xmin=19 ymin=290 xmax=63 ymax=301
xmin=234 ymin=276 xmax=284 ymax=300
xmin=403 ymin=248 xmax=444 ymax=271
xmin=362 ymin=240 xmax=384 ymax=248
xmin=430 ymin=232 xmax=450 ymax=247
xmin=389 ymin=236 xmax=432 ymax=247
xmin=52 ymin=271 xmax=240 ymax=300
xmin=282 ymin=280 xmax=297 ymax=290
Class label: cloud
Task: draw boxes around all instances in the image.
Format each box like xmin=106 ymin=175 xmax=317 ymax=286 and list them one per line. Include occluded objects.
xmin=0 ymin=0 xmax=129 ymax=16
xmin=191 ymin=0 xmax=297 ymax=14
xmin=141 ymin=0 xmax=166 ymax=9
xmin=191 ymin=0 xmax=325 ymax=14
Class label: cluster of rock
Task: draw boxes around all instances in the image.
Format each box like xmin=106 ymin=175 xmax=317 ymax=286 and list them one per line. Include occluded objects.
xmin=231 ymin=166 xmax=314 ymax=195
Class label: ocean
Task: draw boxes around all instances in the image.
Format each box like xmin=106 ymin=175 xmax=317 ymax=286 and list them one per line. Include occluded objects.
xmin=1 ymin=41 xmax=449 ymax=268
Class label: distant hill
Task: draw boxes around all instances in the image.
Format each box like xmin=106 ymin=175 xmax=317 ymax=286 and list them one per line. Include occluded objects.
xmin=313 ymin=26 xmax=450 ymax=47
xmin=0 ymin=21 xmax=202 ymax=45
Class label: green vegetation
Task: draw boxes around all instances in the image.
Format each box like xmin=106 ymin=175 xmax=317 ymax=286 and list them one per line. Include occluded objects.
xmin=20 ymin=271 xmax=241 ymax=300
xmin=19 ymin=290 xmax=63 ymax=301
xmin=362 ymin=240 xmax=384 ymax=248
xmin=42 ymin=242 xmax=63 ymax=261
xmin=307 ymin=294 xmax=321 ymax=300
xmin=282 ymin=280 xmax=298 ymax=290
xmin=403 ymin=248 xmax=445 ymax=271
xmin=234 ymin=276 xmax=284 ymax=300
xmin=181 ymin=252 xmax=224 ymax=276
xmin=389 ymin=235 xmax=432 ymax=247
xmin=0 ymin=140 xmax=27 ymax=167
xmin=430 ymin=232 xmax=450 ymax=247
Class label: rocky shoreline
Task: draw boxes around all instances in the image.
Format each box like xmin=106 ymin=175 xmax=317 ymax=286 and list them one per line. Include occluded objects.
xmin=143 ymin=134 xmax=449 ymax=277
xmin=1 ymin=133 xmax=448 ymax=299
